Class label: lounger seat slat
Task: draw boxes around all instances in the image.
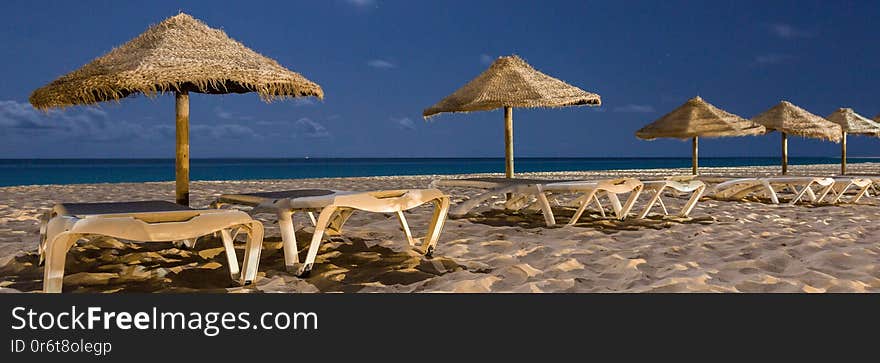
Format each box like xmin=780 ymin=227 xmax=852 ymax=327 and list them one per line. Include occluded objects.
xmin=56 ymin=200 xmax=194 ymax=216
xmin=218 ymin=189 xmax=335 ymax=206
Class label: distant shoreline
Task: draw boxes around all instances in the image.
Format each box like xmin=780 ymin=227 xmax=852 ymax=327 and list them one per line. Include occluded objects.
xmin=1 ymin=156 xmax=878 ymax=160
xmin=1 ymin=161 xmax=877 ymax=189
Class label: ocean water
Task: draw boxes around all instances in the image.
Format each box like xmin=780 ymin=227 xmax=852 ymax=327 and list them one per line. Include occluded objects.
xmin=0 ymin=157 xmax=872 ymax=187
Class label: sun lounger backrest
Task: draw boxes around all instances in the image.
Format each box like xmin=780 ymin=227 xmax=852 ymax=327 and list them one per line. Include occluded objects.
xmin=595 ymin=178 xmax=643 ymax=194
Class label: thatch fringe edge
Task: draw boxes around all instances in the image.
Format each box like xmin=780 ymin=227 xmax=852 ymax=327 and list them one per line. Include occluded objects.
xmin=762 ymin=128 xmax=841 ymax=142
xmin=422 ymin=98 xmax=601 ymax=119
xmin=30 ymin=77 xmax=324 ymax=110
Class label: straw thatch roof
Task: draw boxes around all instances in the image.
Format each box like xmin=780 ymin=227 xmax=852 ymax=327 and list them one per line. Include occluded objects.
xmin=635 ymin=96 xmax=765 ymax=140
xmin=751 ymin=101 xmax=841 ymax=142
xmin=422 ymin=55 xmax=600 ymax=118
xmin=30 ymin=13 xmax=323 ymax=110
xmin=826 ymin=108 xmax=880 ymax=135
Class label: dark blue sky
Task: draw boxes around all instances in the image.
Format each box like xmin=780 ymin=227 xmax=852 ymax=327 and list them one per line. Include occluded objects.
xmin=1 ymin=0 xmax=878 ymax=158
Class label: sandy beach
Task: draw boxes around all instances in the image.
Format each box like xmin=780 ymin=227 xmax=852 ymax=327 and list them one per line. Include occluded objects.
xmin=1 ymin=163 xmax=879 ymax=293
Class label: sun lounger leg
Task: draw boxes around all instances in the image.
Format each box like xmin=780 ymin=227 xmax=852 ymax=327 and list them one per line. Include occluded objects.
xmin=606 ymin=192 xmax=623 ymax=216
xmin=239 ymin=222 xmax=264 ymax=286
xmin=42 ymin=232 xmax=81 ymax=293
xmin=419 ymin=197 xmax=450 ymax=256
xmin=638 ymin=188 xmax=664 ymax=219
xmin=450 ymin=184 xmax=523 ymax=216
xmin=592 ymin=194 xmax=606 ymax=218
xmin=545 ymin=194 xmax=562 ymax=207
xmin=871 ymin=182 xmax=880 ymax=196
xmin=831 ymin=184 xmax=852 ymax=204
xmin=761 ymin=180 xmax=780 ymax=204
xmin=851 ymin=184 xmax=870 ymax=203
xmin=804 ymin=185 xmax=818 ymax=202
xmin=396 ymin=211 xmax=416 ymax=246
xmin=172 ymin=239 xmax=197 ymax=249
xmin=38 ymin=212 xmax=50 ymax=265
xmin=307 ymin=212 xmax=317 ymax=226
xmin=450 ymin=190 xmax=502 ymax=216
xmin=327 ymin=209 xmax=354 ymax=235
xmin=220 ymin=229 xmax=240 ymax=281
xmin=503 ymin=193 xmax=531 ymax=210
xmin=814 ymin=183 xmax=833 ymax=204
xmin=535 ymin=192 xmax=556 ymax=226
xmin=618 ymin=185 xmax=642 ymax=220
xmin=789 ymin=184 xmax=813 ymax=205
xmin=657 ymin=196 xmax=668 ymax=215
xmin=298 ymin=206 xmax=337 ymax=277
xmin=827 ymin=186 xmax=840 ymax=204
xmin=568 ymin=190 xmax=598 ymax=225
xmin=679 ymin=185 xmax=705 ymax=217
xmin=276 ymin=209 xmax=300 ymax=272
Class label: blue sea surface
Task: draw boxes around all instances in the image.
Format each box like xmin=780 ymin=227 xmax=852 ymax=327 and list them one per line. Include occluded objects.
xmin=0 ymin=157 xmax=874 ymax=187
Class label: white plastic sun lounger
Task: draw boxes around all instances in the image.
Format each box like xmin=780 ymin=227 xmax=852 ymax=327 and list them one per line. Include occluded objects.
xmin=39 ymin=201 xmax=265 ymax=293
xmin=213 ymin=189 xmax=450 ymax=277
xmin=711 ymin=177 xmax=835 ymax=205
xmin=821 ymin=177 xmax=873 ymax=204
xmin=638 ymin=179 xmax=707 ymax=219
xmin=429 ymin=177 xmax=644 ymax=226
xmin=838 ymin=175 xmax=880 ymax=199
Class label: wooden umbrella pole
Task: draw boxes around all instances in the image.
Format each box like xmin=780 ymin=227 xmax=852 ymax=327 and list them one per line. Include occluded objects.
xmin=175 ymin=91 xmax=190 ymax=206
xmin=691 ymin=136 xmax=698 ymax=175
xmin=504 ymin=106 xmax=514 ymax=178
xmin=781 ymin=132 xmax=788 ymax=175
xmin=841 ymin=131 xmax=847 ymax=175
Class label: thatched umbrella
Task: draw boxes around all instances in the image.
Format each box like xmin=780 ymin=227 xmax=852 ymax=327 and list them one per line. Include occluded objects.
xmin=826 ymin=108 xmax=880 ymax=174
xmin=751 ymin=101 xmax=841 ymax=175
xmin=422 ymin=55 xmax=601 ymax=177
xmin=635 ymin=96 xmax=765 ymax=175
xmin=30 ymin=13 xmax=323 ymax=205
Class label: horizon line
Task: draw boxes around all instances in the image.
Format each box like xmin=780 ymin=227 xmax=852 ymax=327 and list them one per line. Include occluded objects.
xmin=1 ymin=156 xmax=877 ymax=161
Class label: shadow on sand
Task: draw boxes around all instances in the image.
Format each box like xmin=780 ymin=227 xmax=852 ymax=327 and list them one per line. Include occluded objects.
xmin=0 ymin=231 xmax=464 ymax=293
xmin=460 ymin=207 xmax=715 ymax=232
